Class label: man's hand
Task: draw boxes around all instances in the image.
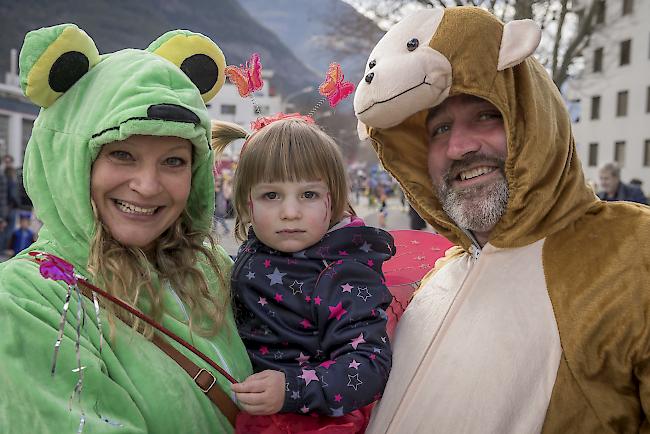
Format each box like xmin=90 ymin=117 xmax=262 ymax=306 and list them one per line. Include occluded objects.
xmin=231 ymin=369 xmax=286 ymax=415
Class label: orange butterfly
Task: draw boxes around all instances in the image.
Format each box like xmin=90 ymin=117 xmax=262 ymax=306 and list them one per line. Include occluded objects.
xmin=318 ymin=63 xmax=355 ymax=107
xmin=225 ymin=53 xmax=263 ymax=97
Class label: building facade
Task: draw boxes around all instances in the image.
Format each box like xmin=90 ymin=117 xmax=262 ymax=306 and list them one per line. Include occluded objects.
xmin=567 ymin=0 xmax=650 ymax=189
xmin=0 ymin=49 xmax=38 ymax=167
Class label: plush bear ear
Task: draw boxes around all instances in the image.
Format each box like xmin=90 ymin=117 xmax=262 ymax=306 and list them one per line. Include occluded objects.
xmin=497 ymin=19 xmax=541 ymax=71
xmin=19 ymin=24 xmax=100 ymax=108
xmin=148 ymin=30 xmax=226 ymax=103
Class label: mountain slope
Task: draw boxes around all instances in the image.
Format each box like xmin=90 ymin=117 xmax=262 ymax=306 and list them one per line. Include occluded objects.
xmin=0 ymin=0 xmax=318 ymax=95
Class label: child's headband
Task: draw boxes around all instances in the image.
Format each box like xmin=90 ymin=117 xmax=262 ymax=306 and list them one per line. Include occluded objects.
xmin=224 ymin=54 xmax=355 ymax=132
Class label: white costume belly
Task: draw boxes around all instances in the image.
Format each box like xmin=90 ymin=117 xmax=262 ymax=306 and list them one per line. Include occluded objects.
xmin=368 ymin=239 xmax=562 ymax=434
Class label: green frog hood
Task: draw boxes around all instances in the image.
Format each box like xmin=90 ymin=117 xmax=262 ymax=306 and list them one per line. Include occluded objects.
xmin=18 ymin=24 xmax=227 ymax=270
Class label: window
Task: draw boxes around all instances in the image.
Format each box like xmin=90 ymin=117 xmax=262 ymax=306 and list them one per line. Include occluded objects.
xmin=593 ymin=47 xmax=604 ymax=72
xmin=623 ymin=0 xmax=634 ymax=15
xmin=220 ymin=104 xmax=236 ymax=115
xmin=0 ymin=115 xmax=8 ymax=157
xmin=589 ymin=142 xmax=599 ymax=167
xmin=644 ymin=139 xmax=650 ymax=167
xmin=616 ymin=91 xmax=629 ymax=117
xmin=591 ymin=95 xmax=601 ymax=120
xmin=614 ymin=141 xmax=626 ymax=166
xmin=21 ymin=118 xmax=34 ymax=159
xmin=596 ymin=0 xmax=606 ymax=24
xmin=620 ymin=39 xmax=631 ymax=65
xmin=569 ymin=99 xmax=581 ymax=123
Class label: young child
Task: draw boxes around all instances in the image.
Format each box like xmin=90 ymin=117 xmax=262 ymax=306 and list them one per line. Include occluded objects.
xmin=7 ymin=211 xmax=36 ymax=257
xmin=212 ymin=117 xmax=395 ymax=433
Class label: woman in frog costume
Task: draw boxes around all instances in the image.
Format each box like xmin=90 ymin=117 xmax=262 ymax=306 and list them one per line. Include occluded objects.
xmin=0 ymin=24 xmax=251 ymax=433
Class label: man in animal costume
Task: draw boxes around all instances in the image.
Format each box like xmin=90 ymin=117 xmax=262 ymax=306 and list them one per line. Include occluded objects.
xmin=354 ymin=6 xmax=650 ymax=433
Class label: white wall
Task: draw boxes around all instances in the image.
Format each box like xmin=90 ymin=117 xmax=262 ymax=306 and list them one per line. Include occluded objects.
xmin=567 ymin=0 xmax=650 ymax=190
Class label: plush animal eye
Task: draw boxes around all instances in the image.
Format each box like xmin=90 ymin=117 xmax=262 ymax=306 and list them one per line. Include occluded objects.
xmin=368 ymin=59 xmax=376 ymax=69
xmin=407 ymin=38 xmax=419 ymax=51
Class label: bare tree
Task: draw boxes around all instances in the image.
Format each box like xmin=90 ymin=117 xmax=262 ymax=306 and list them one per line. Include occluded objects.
xmin=339 ymin=0 xmax=606 ymax=90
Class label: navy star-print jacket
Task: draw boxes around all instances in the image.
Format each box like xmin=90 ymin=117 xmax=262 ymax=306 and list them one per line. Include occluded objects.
xmin=232 ymin=224 xmax=395 ymax=416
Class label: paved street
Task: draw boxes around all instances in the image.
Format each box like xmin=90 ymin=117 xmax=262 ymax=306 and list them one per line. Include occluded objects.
xmin=214 ymin=196 xmax=427 ymax=257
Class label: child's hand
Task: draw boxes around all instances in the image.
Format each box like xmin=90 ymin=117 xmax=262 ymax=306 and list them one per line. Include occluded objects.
xmin=232 ymin=369 xmax=286 ymax=415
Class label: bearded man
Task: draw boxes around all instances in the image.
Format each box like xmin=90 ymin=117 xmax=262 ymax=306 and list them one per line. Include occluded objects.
xmin=353 ymin=6 xmax=650 ymax=434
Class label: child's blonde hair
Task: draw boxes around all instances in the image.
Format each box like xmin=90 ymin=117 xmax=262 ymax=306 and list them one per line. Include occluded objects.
xmin=212 ymin=119 xmax=352 ymax=241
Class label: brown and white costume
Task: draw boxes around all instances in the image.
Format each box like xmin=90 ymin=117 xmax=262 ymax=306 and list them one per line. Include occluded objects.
xmin=354 ymin=6 xmax=650 ymax=434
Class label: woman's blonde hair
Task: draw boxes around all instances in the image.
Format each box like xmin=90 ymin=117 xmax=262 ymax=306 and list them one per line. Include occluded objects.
xmin=212 ymin=119 xmax=353 ymax=241
xmin=88 ymin=208 xmax=229 ymax=338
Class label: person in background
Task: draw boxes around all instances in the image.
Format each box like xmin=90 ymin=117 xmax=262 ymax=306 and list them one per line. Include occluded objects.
xmin=629 ymin=178 xmax=647 ymax=202
xmin=212 ymin=117 xmax=394 ymax=434
xmin=0 ymin=157 xmax=9 ymax=252
xmin=213 ymin=176 xmax=230 ymax=235
xmin=7 ymin=211 xmax=36 ymax=256
xmin=597 ymin=162 xmax=647 ymax=204
xmin=408 ymin=204 xmax=427 ymax=230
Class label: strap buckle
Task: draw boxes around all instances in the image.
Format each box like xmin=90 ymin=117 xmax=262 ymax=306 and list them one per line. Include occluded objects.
xmin=193 ymin=368 xmax=217 ymax=393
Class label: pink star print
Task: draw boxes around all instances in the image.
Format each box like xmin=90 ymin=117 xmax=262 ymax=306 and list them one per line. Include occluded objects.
xmin=300 ymin=405 xmax=310 ymax=413
xmin=298 ymin=369 xmax=319 ymax=386
xmin=305 ymin=296 xmax=311 ymax=302
xmin=370 ymin=354 xmax=377 ymax=360
xmin=275 ymin=293 xmax=283 ymax=302
xmin=328 ymin=302 xmax=347 ymax=320
xmin=264 ymin=259 xmax=271 ymax=268
xmin=314 ymin=296 xmax=322 ymax=305
xmin=296 ymin=352 xmax=310 ymax=365
xmin=260 ymin=346 xmax=269 ymax=355
xmin=367 ymin=259 xmax=374 ymax=267
xmin=319 ymin=360 xmax=336 ymax=369
xmin=350 ymin=333 xmax=365 ymax=350
xmin=300 ymin=319 xmax=312 ymax=329
xmin=338 ymin=250 xmax=349 ymax=256
xmin=334 ymin=394 xmax=343 ymax=402
xmin=349 ymin=359 xmax=361 ymax=369
xmin=258 ymin=297 xmax=268 ymax=306
xmin=341 ymin=283 xmax=353 ymax=293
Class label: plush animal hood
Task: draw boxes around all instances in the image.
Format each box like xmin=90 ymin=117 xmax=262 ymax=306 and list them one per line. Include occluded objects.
xmin=354 ymin=7 xmax=597 ymax=250
xmin=18 ymin=24 xmax=226 ymax=269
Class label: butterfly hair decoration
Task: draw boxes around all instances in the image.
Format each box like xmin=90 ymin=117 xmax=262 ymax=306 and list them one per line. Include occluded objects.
xmin=225 ymin=53 xmax=264 ymax=98
xmin=318 ymin=62 xmax=355 ymax=108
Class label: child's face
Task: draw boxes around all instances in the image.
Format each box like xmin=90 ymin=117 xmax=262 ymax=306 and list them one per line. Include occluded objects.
xmin=249 ymin=180 xmax=331 ymax=253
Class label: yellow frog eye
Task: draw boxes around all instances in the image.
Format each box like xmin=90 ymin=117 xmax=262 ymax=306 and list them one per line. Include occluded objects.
xmin=19 ymin=24 xmax=100 ymax=108
xmin=148 ymin=30 xmax=226 ymax=103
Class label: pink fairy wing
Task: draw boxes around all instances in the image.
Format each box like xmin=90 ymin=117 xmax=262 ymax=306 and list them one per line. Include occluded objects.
xmin=247 ymin=53 xmax=264 ymax=92
xmin=326 ymin=80 xmax=355 ymax=107
xmin=383 ymin=230 xmax=454 ymax=337
xmin=225 ymin=65 xmax=252 ymax=97
xmin=319 ymin=63 xmax=342 ymax=97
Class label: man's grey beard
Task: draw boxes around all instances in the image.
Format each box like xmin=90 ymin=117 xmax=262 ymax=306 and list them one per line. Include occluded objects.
xmin=433 ymin=158 xmax=509 ymax=234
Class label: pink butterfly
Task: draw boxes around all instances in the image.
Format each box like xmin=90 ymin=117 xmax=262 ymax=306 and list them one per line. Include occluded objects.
xmin=225 ymin=53 xmax=264 ymax=97
xmin=318 ymin=63 xmax=355 ymax=107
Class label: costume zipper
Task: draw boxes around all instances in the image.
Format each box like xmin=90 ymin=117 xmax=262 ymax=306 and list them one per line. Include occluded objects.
xmin=461 ymin=228 xmax=482 ymax=260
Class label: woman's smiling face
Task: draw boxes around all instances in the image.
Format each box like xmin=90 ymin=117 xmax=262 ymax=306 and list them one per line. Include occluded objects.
xmin=91 ymin=135 xmax=193 ymax=250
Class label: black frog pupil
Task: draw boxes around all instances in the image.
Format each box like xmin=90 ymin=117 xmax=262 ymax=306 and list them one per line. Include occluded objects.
xmin=407 ymin=38 xmax=419 ymax=51
xmin=369 ymin=60 xmax=376 ymax=69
